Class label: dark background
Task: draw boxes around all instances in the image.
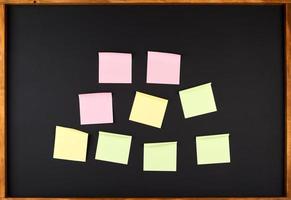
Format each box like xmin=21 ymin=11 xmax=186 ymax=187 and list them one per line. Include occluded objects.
xmin=7 ymin=5 xmax=285 ymax=197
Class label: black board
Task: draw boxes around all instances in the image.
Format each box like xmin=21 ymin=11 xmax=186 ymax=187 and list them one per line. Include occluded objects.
xmin=7 ymin=5 xmax=285 ymax=197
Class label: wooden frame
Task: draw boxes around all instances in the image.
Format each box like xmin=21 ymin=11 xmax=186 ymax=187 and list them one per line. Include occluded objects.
xmin=0 ymin=1 xmax=290 ymax=199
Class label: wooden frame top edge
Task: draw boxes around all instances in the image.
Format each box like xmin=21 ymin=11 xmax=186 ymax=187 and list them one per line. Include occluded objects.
xmin=0 ymin=0 xmax=291 ymax=5
xmin=6 ymin=198 xmax=283 ymax=199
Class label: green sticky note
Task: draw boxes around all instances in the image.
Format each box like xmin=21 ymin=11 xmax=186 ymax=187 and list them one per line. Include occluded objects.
xmin=53 ymin=126 xmax=88 ymax=162
xmin=179 ymin=82 xmax=217 ymax=118
xmin=143 ymin=141 xmax=177 ymax=171
xmin=95 ymin=131 xmax=132 ymax=165
xmin=196 ymin=133 xmax=230 ymax=165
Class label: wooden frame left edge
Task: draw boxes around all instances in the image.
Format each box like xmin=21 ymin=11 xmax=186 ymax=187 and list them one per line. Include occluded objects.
xmin=0 ymin=2 xmax=290 ymax=200
xmin=0 ymin=3 xmax=6 ymax=200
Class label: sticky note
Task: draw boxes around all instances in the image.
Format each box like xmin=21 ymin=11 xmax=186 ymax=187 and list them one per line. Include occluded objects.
xmin=146 ymin=51 xmax=181 ymax=85
xmin=95 ymin=131 xmax=132 ymax=165
xmin=129 ymin=91 xmax=168 ymax=128
xmin=143 ymin=141 xmax=177 ymax=171
xmin=98 ymin=52 xmax=132 ymax=83
xmin=53 ymin=126 xmax=88 ymax=162
xmin=78 ymin=92 xmax=113 ymax=125
xmin=179 ymin=82 xmax=217 ymax=118
xmin=196 ymin=133 xmax=230 ymax=165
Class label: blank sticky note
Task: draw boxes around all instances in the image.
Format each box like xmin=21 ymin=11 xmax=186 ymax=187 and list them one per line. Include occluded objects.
xmin=144 ymin=141 xmax=177 ymax=171
xmin=147 ymin=51 xmax=181 ymax=85
xmin=196 ymin=133 xmax=230 ymax=165
xmin=78 ymin=92 xmax=113 ymax=125
xmin=53 ymin=126 xmax=88 ymax=162
xmin=179 ymin=82 xmax=217 ymax=118
xmin=129 ymin=91 xmax=168 ymax=128
xmin=98 ymin=52 xmax=132 ymax=83
xmin=95 ymin=131 xmax=132 ymax=165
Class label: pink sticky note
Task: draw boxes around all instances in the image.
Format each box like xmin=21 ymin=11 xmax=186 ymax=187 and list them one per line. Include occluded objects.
xmin=78 ymin=92 xmax=113 ymax=125
xmin=98 ymin=52 xmax=132 ymax=83
xmin=147 ymin=51 xmax=181 ymax=85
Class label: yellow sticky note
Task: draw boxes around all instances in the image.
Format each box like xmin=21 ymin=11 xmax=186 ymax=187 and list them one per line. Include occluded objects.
xmin=179 ymin=83 xmax=217 ymax=118
xmin=53 ymin=126 xmax=88 ymax=162
xmin=129 ymin=91 xmax=168 ymax=128
xmin=143 ymin=141 xmax=177 ymax=171
xmin=95 ymin=131 xmax=132 ymax=165
xmin=196 ymin=133 xmax=230 ymax=165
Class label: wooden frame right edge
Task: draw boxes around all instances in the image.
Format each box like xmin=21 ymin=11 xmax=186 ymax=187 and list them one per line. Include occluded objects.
xmin=285 ymin=3 xmax=291 ymax=200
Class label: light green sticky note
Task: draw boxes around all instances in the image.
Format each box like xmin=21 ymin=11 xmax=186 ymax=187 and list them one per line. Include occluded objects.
xmin=143 ymin=141 xmax=177 ymax=171
xmin=179 ymin=82 xmax=217 ymax=118
xmin=196 ymin=133 xmax=230 ymax=165
xmin=95 ymin=131 xmax=132 ymax=165
xmin=53 ymin=126 xmax=88 ymax=162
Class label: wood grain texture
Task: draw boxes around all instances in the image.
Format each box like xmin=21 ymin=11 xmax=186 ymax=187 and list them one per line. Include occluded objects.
xmin=0 ymin=4 xmax=6 ymax=199
xmin=286 ymin=3 xmax=291 ymax=199
xmin=2 ymin=198 xmax=289 ymax=200
xmin=0 ymin=0 xmax=291 ymax=5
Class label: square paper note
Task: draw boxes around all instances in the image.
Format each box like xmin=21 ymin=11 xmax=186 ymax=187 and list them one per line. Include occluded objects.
xmin=95 ymin=131 xmax=132 ymax=165
xmin=78 ymin=92 xmax=113 ymax=125
xmin=53 ymin=126 xmax=88 ymax=162
xmin=144 ymin=141 xmax=177 ymax=171
xmin=129 ymin=91 xmax=168 ymax=128
xmin=196 ymin=133 xmax=230 ymax=165
xmin=179 ymin=82 xmax=217 ymax=118
xmin=147 ymin=51 xmax=181 ymax=85
xmin=98 ymin=52 xmax=132 ymax=83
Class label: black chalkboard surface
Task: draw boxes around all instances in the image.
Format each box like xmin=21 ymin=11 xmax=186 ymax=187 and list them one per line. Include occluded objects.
xmin=7 ymin=5 xmax=285 ymax=197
